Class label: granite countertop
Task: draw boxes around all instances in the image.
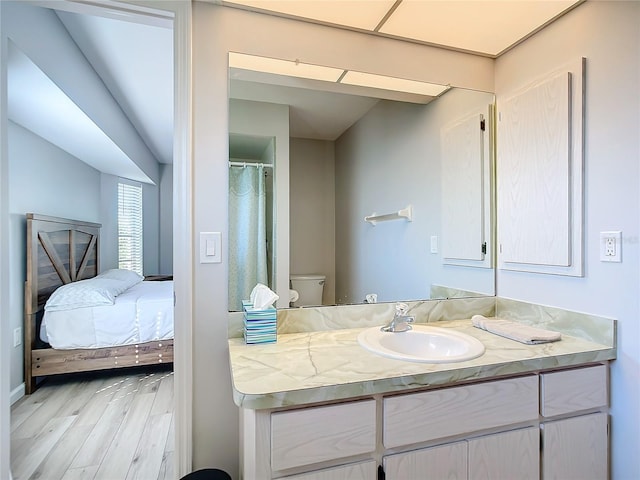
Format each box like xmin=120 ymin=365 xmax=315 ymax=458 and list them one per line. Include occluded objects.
xmin=228 ymin=318 xmax=616 ymax=410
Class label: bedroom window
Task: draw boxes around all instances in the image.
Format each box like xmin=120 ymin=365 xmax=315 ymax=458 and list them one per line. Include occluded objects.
xmin=118 ymin=182 xmax=143 ymax=275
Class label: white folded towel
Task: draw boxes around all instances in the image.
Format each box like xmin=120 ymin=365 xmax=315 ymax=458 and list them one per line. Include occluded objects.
xmin=471 ymin=315 xmax=561 ymax=345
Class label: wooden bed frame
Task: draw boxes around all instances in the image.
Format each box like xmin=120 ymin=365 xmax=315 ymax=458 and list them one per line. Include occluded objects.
xmin=24 ymin=213 xmax=173 ymax=394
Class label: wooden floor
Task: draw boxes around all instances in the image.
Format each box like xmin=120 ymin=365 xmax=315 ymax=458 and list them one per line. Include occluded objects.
xmin=10 ymin=365 xmax=174 ymax=480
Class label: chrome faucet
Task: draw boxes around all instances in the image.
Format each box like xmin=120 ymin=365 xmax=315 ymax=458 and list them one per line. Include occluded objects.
xmin=381 ymin=303 xmax=415 ymax=333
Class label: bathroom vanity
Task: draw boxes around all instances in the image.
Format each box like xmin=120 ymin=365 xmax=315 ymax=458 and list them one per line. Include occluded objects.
xmin=228 ymin=301 xmax=615 ymax=479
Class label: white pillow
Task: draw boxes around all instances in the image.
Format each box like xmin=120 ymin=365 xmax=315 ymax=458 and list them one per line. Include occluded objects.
xmin=97 ymin=268 xmax=144 ymax=289
xmin=45 ymin=277 xmax=122 ymax=311
xmin=45 ymin=269 xmax=143 ymax=311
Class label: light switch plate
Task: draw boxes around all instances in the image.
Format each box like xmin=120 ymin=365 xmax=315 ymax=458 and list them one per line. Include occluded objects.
xmin=430 ymin=236 xmax=438 ymax=254
xmin=200 ymin=232 xmax=221 ymax=263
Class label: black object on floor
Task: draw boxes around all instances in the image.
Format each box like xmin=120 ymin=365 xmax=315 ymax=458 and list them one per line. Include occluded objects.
xmin=180 ymin=468 xmax=232 ymax=480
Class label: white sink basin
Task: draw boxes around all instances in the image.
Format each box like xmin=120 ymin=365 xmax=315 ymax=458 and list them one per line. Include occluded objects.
xmin=357 ymin=324 xmax=485 ymax=363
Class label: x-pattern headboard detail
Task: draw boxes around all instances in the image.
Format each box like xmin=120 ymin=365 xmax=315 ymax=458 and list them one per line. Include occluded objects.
xmin=25 ymin=213 xmax=102 ymax=316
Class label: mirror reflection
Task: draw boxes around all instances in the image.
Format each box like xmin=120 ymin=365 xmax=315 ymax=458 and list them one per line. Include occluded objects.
xmin=228 ymin=54 xmax=495 ymax=312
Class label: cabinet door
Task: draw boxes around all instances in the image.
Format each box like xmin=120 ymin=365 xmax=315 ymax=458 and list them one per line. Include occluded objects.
xmin=468 ymin=427 xmax=539 ymax=480
xmin=542 ymin=412 xmax=608 ymax=479
xmin=282 ymin=460 xmax=377 ymax=480
xmin=384 ymin=441 xmax=467 ymax=480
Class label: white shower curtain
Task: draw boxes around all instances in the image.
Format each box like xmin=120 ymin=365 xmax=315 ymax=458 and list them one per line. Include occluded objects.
xmin=229 ymin=165 xmax=268 ymax=311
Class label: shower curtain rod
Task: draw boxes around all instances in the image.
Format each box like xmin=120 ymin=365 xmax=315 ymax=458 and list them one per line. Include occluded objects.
xmin=229 ymin=161 xmax=274 ymax=168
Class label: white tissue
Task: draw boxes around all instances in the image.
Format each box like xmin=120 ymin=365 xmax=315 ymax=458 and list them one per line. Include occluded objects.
xmin=250 ymin=283 xmax=279 ymax=310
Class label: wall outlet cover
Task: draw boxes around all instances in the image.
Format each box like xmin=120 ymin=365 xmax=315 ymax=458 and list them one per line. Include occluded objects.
xmin=600 ymin=231 xmax=622 ymax=262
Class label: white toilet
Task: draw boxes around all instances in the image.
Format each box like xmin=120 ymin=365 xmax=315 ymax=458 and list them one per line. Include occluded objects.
xmin=290 ymin=274 xmax=325 ymax=307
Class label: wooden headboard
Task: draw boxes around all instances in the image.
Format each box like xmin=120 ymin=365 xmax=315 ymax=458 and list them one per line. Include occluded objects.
xmin=25 ymin=213 xmax=101 ymax=318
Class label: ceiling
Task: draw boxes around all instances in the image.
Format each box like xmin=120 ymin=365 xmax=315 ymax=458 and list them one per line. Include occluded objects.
xmin=8 ymin=0 xmax=581 ymax=174
xmin=7 ymin=4 xmax=173 ymax=178
xmin=231 ymin=78 xmax=381 ymax=141
xmin=56 ymin=10 xmax=174 ymax=165
xmin=222 ymin=0 xmax=582 ymax=57
xmin=7 ymin=42 xmax=155 ymax=182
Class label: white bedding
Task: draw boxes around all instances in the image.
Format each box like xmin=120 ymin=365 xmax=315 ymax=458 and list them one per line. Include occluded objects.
xmin=41 ymin=281 xmax=174 ymax=349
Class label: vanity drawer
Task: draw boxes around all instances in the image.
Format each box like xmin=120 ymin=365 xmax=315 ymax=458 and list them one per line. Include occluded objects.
xmin=383 ymin=376 xmax=539 ymax=448
xmin=271 ymin=399 xmax=376 ymax=471
xmin=281 ymin=460 xmax=377 ymax=479
xmin=540 ymin=364 xmax=608 ymax=417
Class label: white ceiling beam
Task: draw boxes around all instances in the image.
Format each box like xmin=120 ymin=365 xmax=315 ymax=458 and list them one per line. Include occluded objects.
xmin=4 ymin=2 xmax=160 ymax=184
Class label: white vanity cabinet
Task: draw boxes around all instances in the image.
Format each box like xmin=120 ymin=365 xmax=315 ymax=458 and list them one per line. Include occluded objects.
xmin=382 ymin=376 xmax=540 ymax=480
xmin=540 ymin=365 xmax=609 ymax=479
xmin=239 ymin=365 xmax=609 ymax=480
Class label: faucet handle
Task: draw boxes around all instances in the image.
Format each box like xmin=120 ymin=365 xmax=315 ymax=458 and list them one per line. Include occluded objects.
xmin=395 ymin=302 xmax=409 ymax=316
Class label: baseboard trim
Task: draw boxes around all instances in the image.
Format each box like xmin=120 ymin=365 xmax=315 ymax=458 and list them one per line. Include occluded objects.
xmin=10 ymin=383 xmax=25 ymax=405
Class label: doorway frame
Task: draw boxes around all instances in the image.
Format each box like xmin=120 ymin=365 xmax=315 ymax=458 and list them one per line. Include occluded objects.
xmin=0 ymin=0 xmax=193 ymax=478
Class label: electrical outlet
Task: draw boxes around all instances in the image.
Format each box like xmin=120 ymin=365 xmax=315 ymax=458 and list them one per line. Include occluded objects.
xmin=605 ymin=237 xmax=616 ymax=256
xmin=13 ymin=327 xmax=22 ymax=347
xmin=600 ymin=231 xmax=622 ymax=262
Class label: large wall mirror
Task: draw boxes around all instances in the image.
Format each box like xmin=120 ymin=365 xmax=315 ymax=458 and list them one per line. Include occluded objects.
xmin=228 ymin=53 xmax=495 ymax=312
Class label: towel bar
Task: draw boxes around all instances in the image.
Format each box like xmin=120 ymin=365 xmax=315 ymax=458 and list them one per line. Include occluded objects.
xmin=364 ymin=205 xmax=413 ymax=225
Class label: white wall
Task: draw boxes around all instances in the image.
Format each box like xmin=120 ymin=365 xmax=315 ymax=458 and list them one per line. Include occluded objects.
xmin=142 ymin=179 xmax=160 ymax=275
xmin=159 ymin=163 xmax=173 ymax=275
xmin=334 ymin=90 xmax=495 ymax=304
xmin=1 ymin=5 xmax=13 ymax=470
xmin=99 ymin=174 xmax=118 ymax=271
xmin=290 ymin=137 xmax=336 ymax=304
xmin=7 ymin=121 xmax=102 ymax=394
xmin=495 ymin=2 xmax=640 ymax=479
xmin=336 ymin=100 xmax=433 ymax=303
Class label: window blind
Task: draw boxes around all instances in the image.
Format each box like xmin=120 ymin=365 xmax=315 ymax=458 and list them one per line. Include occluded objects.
xmin=118 ymin=182 xmax=143 ymax=275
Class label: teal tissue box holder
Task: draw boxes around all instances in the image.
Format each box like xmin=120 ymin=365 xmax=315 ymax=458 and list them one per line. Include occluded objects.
xmin=242 ymin=301 xmax=277 ymax=344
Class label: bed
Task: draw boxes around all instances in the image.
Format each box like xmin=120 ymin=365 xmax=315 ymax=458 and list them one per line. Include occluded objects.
xmin=24 ymin=213 xmax=174 ymax=394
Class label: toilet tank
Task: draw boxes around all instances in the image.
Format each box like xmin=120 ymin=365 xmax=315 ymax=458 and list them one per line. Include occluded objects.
xmin=290 ymin=274 xmax=325 ymax=307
